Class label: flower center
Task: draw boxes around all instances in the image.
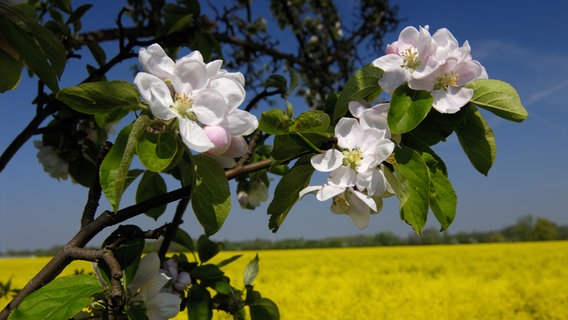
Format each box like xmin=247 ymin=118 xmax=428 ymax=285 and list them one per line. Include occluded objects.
xmin=435 ymin=71 xmax=459 ymax=90
xmin=342 ymin=148 xmax=364 ymax=169
xmin=400 ymin=47 xmax=421 ymax=70
xmin=172 ymin=93 xmax=198 ymax=121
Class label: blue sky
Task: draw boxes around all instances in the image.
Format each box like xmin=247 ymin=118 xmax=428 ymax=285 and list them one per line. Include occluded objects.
xmin=1 ymin=0 xmax=567 ymax=251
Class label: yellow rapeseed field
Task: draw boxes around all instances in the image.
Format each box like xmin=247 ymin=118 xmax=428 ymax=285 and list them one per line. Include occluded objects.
xmin=1 ymin=241 xmax=567 ymax=320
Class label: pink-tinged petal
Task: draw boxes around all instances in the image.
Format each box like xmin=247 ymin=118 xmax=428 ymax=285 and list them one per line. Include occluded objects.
xmin=299 ymin=185 xmax=322 ymax=199
xmin=208 ymin=77 xmax=246 ymax=109
xmin=226 ymin=109 xmax=258 ymax=136
xmin=134 ymin=72 xmax=176 ymax=120
xmin=335 ymin=118 xmax=362 ymax=150
xmin=316 ymin=184 xmax=345 ymax=201
xmin=311 ymin=149 xmax=343 ymax=172
xmin=203 ymin=125 xmax=231 ymax=155
xmin=223 ymin=135 xmax=248 ymax=157
xmin=138 ymin=44 xmax=175 ymax=80
xmin=454 ymin=60 xmax=484 ymax=86
xmin=178 ymin=118 xmax=214 ymax=152
xmin=372 ymin=53 xmax=404 ymax=70
xmin=173 ymin=59 xmax=208 ymax=94
xmin=432 ymin=87 xmax=473 ymax=114
xmin=192 ymin=89 xmax=229 ymax=125
xmin=432 ymin=28 xmax=459 ymax=58
xmin=348 ymin=100 xmax=367 ymax=118
xmin=328 ymin=166 xmax=357 ymax=187
xmin=206 ymin=59 xmax=223 ymax=77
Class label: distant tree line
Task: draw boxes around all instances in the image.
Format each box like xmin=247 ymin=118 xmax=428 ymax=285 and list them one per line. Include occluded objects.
xmin=1 ymin=215 xmax=566 ymax=256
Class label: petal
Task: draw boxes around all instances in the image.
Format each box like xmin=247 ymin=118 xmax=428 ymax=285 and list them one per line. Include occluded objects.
xmin=432 ymin=87 xmax=473 ymax=114
xmin=192 ymin=89 xmax=229 ymax=125
xmin=208 ymin=76 xmax=246 ymax=109
xmin=138 ymin=44 xmax=175 ymax=80
xmin=146 ymin=292 xmax=182 ymax=320
xmin=226 ymin=109 xmax=258 ymax=136
xmin=316 ymin=184 xmax=345 ymax=201
xmin=299 ymin=185 xmax=322 ymax=199
xmin=134 ymin=73 xmax=176 ymax=120
xmin=178 ymin=118 xmax=214 ymax=152
xmin=311 ymin=149 xmax=343 ymax=172
xmin=202 ymin=125 xmax=231 ymax=155
xmin=344 ymin=190 xmax=373 ymax=229
xmin=373 ymin=139 xmax=395 ymax=164
xmin=359 ymin=103 xmax=389 ymax=132
xmin=379 ymin=68 xmax=411 ymax=93
xmin=206 ymin=59 xmax=223 ymax=77
xmin=128 ymin=253 xmax=159 ymax=292
xmin=348 ymin=100 xmax=368 ymax=118
xmin=173 ymin=58 xmax=208 ymax=94
xmin=223 ymin=135 xmax=248 ymax=157
xmin=328 ymin=166 xmax=357 ymax=187
xmin=335 ymin=118 xmax=362 ymax=150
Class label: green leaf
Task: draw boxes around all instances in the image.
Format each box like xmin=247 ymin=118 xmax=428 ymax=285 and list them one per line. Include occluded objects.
xmin=268 ymin=155 xmax=315 ymax=232
xmin=167 ymin=13 xmax=193 ymax=35
xmin=259 ymin=109 xmax=292 ymax=135
xmin=287 ymin=68 xmax=300 ymax=95
xmin=250 ymin=298 xmax=280 ymax=320
xmin=86 ymin=41 xmax=106 ymax=67
xmin=100 ymin=116 xmax=150 ymax=210
xmin=467 ymin=79 xmax=528 ymax=122
xmin=243 ymin=254 xmax=259 ymax=286
xmin=136 ymin=171 xmax=167 ymax=220
xmin=393 ymin=146 xmax=430 ymax=235
xmin=264 ymin=74 xmax=287 ymax=92
xmin=271 ymin=133 xmax=331 ymax=162
xmin=65 ymin=4 xmax=92 ymax=26
xmin=213 ymin=281 xmax=233 ymax=295
xmin=334 ymin=64 xmax=383 ymax=122
xmin=192 ymin=155 xmax=231 ymax=236
xmin=68 ymin=156 xmax=96 ymax=187
xmin=216 ymin=254 xmax=242 ymax=268
xmin=56 ymin=81 xmax=141 ymax=115
xmin=137 ymin=129 xmax=178 ymax=172
xmin=388 ymin=84 xmax=433 ymax=134
xmin=406 ymin=108 xmax=466 ymax=146
xmin=0 ymin=16 xmax=60 ymax=92
xmin=197 ymin=235 xmax=223 ymax=263
xmin=187 ymin=284 xmax=212 ymax=320
xmin=8 ymin=274 xmax=104 ymax=320
xmin=293 ymin=110 xmax=330 ymax=133
xmin=0 ymin=48 xmax=21 ymax=93
xmin=191 ymin=264 xmax=225 ymax=282
xmin=173 ymin=228 xmax=195 ymax=252
xmin=455 ymin=105 xmax=496 ymax=175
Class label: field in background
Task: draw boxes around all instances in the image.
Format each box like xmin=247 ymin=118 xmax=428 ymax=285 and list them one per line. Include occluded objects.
xmin=2 ymin=241 xmax=567 ymax=319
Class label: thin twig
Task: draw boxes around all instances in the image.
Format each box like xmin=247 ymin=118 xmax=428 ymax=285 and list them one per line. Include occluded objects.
xmin=81 ymin=142 xmax=113 ymax=228
xmin=158 ymin=197 xmax=190 ymax=259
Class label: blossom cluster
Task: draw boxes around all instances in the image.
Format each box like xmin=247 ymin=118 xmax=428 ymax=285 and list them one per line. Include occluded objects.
xmin=373 ymin=25 xmax=487 ymax=113
xmin=300 ymin=102 xmax=395 ymax=229
xmin=134 ymin=44 xmax=258 ymax=168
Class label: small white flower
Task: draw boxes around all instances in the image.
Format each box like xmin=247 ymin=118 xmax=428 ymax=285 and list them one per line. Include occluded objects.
xmin=128 ymin=253 xmax=181 ymax=320
xmin=238 ymin=179 xmax=269 ymax=209
xmin=33 ymin=141 xmax=69 ymax=180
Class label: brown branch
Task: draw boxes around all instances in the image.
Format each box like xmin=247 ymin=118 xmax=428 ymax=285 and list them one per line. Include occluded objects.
xmin=158 ymin=197 xmax=190 ymax=259
xmin=81 ymin=142 xmax=112 ymax=228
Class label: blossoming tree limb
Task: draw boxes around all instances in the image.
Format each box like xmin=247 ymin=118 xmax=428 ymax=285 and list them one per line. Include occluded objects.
xmin=0 ymin=1 xmax=527 ymax=319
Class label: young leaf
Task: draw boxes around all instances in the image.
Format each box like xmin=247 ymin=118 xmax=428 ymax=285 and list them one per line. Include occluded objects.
xmin=268 ymin=155 xmax=315 ymax=232
xmin=65 ymin=4 xmax=92 ymax=26
xmin=100 ymin=116 xmax=150 ymax=210
xmin=455 ymin=105 xmax=496 ymax=176
xmin=271 ymin=133 xmax=331 ymax=162
xmin=136 ymin=171 xmax=167 ymax=220
xmin=393 ymin=146 xmax=430 ymax=235
xmin=249 ymin=298 xmax=280 ymax=320
xmin=191 ymin=264 xmax=225 ymax=282
xmin=137 ymin=129 xmax=178 ymax=172
xmin=287 ymin=68 xmax=300 ymax=95
xmin=56 ymin=81 xmax=141 ymax=115
xmin=216 ymin=254 xmax=242 ymax=268
xmin=8 ymin=274 xmax=104 ymax=320
xmin=0 ymin=49 xmax=22 ymax=93
xmin=259 ymin=109 xmax=292 ymax=135
xmin=467 ymin=79 xmax=528 ymax=122
xmin=334 ymin=64 xmax=383 ymax=122
xmin=389 ymin=84 xmax=433 ymax=134
xmin=293 ymin=110 xmax=330 ymax=133
xmin=243 ymin=254 xmax=260 ymax=286
xmin=192 ymin=155 xmax=231 ymax=236
xmin=264 ymin=74 xmax=287 ymax=92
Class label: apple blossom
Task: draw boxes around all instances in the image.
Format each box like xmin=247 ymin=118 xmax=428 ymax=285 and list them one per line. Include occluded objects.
xmin=128 ymin=253 xmax=181 ymax=320
xmin=161 ymin=258 xmax=191 ymax=293
xmin=238 ymin=179 xmax=269 ymax=209
xmin=33 ymin=141 xmax=69 ymax=180
xmin=134 ymin=44 xmax=257 ymax=154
